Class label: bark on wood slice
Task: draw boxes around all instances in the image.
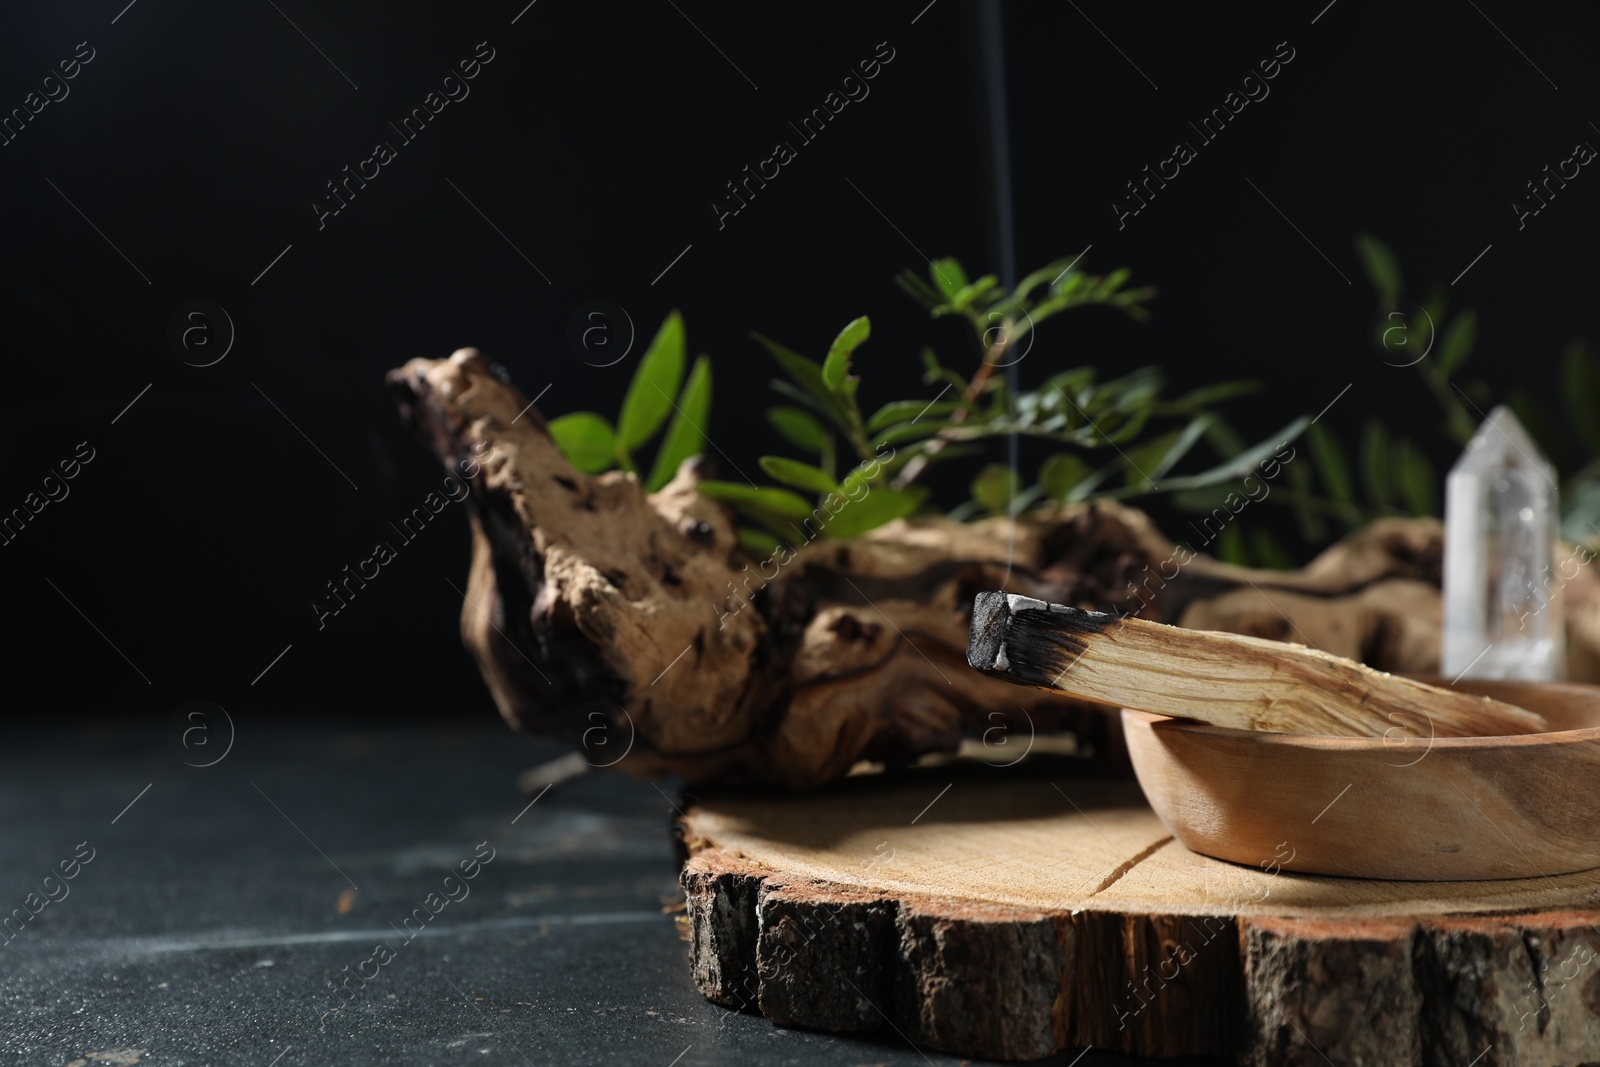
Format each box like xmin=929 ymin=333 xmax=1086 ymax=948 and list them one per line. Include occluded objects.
xmin=677 ymin=762 xmax=1600 ymax=1063
xmin=385 ymin=348 xmax=1600 ymax=790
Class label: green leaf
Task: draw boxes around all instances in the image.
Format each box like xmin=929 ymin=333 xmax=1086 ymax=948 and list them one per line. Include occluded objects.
xmin=1052 ymin=268 xmax=1088 ymax=297
xmin=697 ymin=481 xmax=814 ymax=519
xmin=867 ymin=398 xmax=960 ymax=432
xmin=1421 ymin=288 xmax=1449 ymax=345
xmin=1285 ymin=458 xmax=1328 ymax=544
xmin=767 ymin=406 xmax=830 ymax=454
xmin=645 ymin=354 xmax=712 ymax=492
xmin=971 ymin=464 xmax=1019 ymax=515
xmin=755 ymin=333 xmax=864 ymax=442
xmin=1561 ymin=471 xmax=1600 ymax=542
xmin=1154 ymin=417 xmax=1309 ymax=491
xmin=823 ymin=486 xmax=928 ymax=539
xmin=547 ymin=412 xmax=617 ymax=474
xmin=1012 ymin=262 xmax=1069 ymax=305
xmin=1459 ymin=379 xmax=1493 ymax=408
xmin=1508 ymin=390 xmax=1568 ymax=474
xmin=930 ymin=258 xmax=968 ymax=300
xmin=1435 ymin=310 xmax=1476 ymax=379
xmin=617 ymin=311 xmax=687 ymax=453
xmin=945 ymin=498 xmax=982 ymax=522
xmin=1139 ymin=415 xmax=1209 ymax=486
xmin=901 ymin=443 xmax=983 ymax=476
xmin=1099 ymin=266 xmax=1132 ymax=294
xmin=1204 ymin=418 xmax=1247 ymax=457
xmin=753 ymin=333 xmax=830 ymax=401
xmin=759 ymin=456 xmax=839 ymax=495
xmin=769 ymin=379 xmax=833 ymax=419
xmin=949 ymin=276 xmax=1000 ymax=311
xmin=1173 ymin=485 xmax=1236 ymax=513
xmin=1563 ymin=340 xmax=1600 ymax=455
xmin=1395 ymin=304 xmax=1437 ymax=362
xmin=1102 ymin=405 xmax=1154 ymax=446
xmin=1355 ymin=233 xmax=1402 ymax=305
xmin=1361 ymin=419 xmax=1393 ymax=511
xmin=920 ymin=347 xmax=968 ymax=393
xmin=1249 ymin=527 xmax=1296 ymax=570
xmin=1011 ymin=484 xmax=1048 ymax=513
xmin=895 ymin=269 xmax=945 ymax=310
xmin=1154 ymin=380 xmax=1258 ymax=415
xmin=822 ymin=316 xmax=870 ymax=393
xmin=1066 ymin=462 xmax=1120 ymax=503
xmin=1101 ymin=367 xmax=1165 ymax=414
xmin=1120 ymin=429 xmax=1180 ymax=490
xmin=1214 ymin=523 xmax=1249 ymax=566
xmin=870 ymin=421 xmax=950 ymax=449
xmin=1306 ymin=423 xmax=1353 ymax=505
xmin=1043 ymin=367 xmax=1096 ymax=402
xmin=1395 ymin=440 xmax=1437 ymax=516
xmin=837 ymin=464 xmax=875 ymax=500
xmin=738 ymin=527 xmax=783 ymax=556
xmin=1039 ymin=453 xmax=1092 ymax=502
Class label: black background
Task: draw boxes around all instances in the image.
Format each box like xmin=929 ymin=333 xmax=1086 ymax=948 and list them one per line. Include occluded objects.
xmin=2 ymin=0 xmax=1595 ymax=718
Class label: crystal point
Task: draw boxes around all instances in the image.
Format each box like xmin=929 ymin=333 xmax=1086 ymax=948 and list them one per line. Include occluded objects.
xmin=1442 ymin=406 xmax=1564 ymax=680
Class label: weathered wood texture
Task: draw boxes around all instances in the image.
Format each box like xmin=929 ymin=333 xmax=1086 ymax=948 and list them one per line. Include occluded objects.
xmin=387 ymin=348 xmax=1600 ymax=790
xmin=679 ymin=767 xmax=1600 ymax=1063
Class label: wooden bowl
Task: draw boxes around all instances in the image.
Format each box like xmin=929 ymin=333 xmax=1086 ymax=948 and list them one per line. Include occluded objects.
xmin=1122 ymin=677 xmax=1600 ymax=880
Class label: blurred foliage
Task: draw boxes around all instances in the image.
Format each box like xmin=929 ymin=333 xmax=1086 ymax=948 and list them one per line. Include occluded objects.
xmin=1261 ymin=233 xmax=1600 ymax=557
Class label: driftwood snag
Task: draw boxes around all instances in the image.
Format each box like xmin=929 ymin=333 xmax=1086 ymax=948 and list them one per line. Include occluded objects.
xmin=678 ymin=764 xmax=1600 ymax=1063
xmin=386 ymin=348 xmax=1599 ymax=789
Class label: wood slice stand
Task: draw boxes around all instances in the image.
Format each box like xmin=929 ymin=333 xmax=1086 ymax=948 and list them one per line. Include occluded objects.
xmin=677 ymin=760 xmax=1600 ymax=1064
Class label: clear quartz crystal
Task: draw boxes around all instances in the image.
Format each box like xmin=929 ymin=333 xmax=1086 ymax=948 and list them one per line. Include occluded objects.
xmin=1442 ymin=406 xmax=1564 ymax=680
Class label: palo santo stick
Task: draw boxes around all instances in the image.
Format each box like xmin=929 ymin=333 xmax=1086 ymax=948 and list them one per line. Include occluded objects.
xmin=967 ymin=591 xmax=1548 ymax=738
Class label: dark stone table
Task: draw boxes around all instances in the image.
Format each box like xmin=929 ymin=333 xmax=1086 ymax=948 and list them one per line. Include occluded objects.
xmin=2 ymin=723 xmax=1217 ymax=1066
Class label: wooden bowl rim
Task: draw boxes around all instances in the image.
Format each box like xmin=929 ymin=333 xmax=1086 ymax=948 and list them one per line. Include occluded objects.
xmin=1121 ymin=677 xmax=1600 ymax=750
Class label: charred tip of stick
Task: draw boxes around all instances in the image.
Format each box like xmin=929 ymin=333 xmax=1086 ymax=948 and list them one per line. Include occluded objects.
xmin=967 ymin=589 xmax=1120 ymax=692
xmin=967 ymin=591 xmax=1015 ymax=671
